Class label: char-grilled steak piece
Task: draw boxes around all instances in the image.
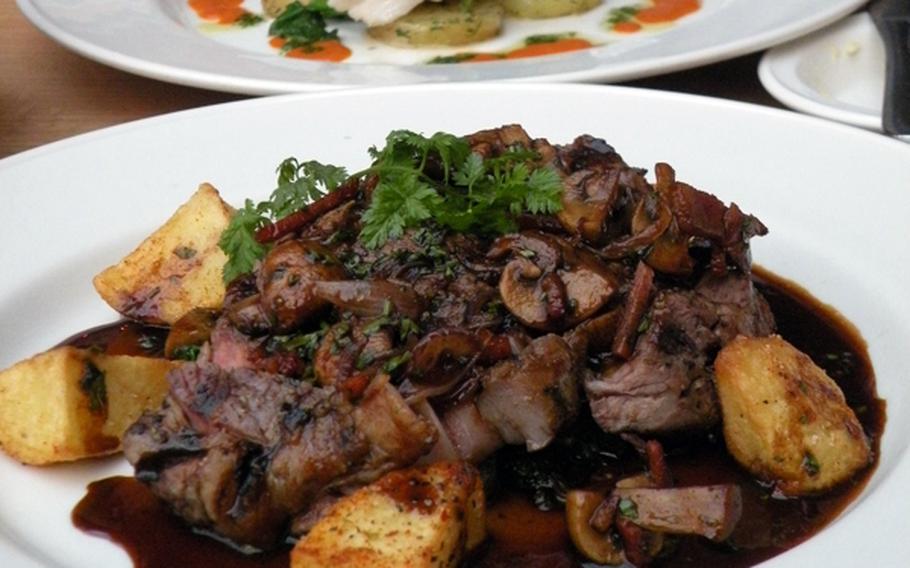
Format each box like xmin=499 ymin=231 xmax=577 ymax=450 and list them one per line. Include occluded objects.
xmin=123 ymin=362 xmax=432 ymax=549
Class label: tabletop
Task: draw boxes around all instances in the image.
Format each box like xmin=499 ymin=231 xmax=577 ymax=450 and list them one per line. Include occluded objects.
xmin=0 ymin=0 xmax=786 ymax=160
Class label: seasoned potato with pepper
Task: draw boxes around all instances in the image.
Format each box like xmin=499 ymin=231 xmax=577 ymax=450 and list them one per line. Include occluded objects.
xmin=93 ymin=184 xmax=233 ymax=326
xmin=714 ymin=335 xmax=871 ymax=495
xmin=502 ymin=0 xmax=602 ymax=19
xmin=291 ymin=462 xmax=485 ymax=568
xmin=0 ymin=347 xmax=178 ymax=465
xmin=367 ymin=1 xmax=504 ymax=47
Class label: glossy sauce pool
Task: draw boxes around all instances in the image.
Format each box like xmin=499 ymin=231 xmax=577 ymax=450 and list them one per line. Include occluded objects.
xmin=70 ymin=267 xmax=885 ymax=568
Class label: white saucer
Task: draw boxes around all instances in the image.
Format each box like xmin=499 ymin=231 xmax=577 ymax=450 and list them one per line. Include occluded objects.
xmin=759 ymin=13 xmax=884 ymax=131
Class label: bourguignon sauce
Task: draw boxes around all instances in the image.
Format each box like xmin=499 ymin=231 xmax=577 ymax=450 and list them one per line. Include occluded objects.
xmin=71 ymin=268 xmax=885 ymax=568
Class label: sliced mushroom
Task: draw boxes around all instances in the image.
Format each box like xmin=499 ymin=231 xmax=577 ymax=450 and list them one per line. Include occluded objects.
xmin=557 ymin=168 xmax=621 ymax=242
xmin=258 ymin=240 xmax=347 ymax=332
xmin=495 ymin=233 xmax=618 ymax=331
xmin=312 ymin=279 xmax=423 ymax=320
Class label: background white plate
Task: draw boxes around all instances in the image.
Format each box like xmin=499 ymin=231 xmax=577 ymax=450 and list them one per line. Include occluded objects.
xmin=759 ymin=13 xmax=884 ymax=131
xmin=1 ymin=84 xmax=909 ymax=567
xmin=17 ymin=0 xmax=865 ymax=94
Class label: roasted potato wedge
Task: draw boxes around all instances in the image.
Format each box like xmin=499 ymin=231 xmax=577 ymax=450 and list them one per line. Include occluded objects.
xmin=367 ymin=0 xmax=504 ymax=47
xmin=291 ymin=461 xmax=485 ymax=567
xmin=715 ymin=335 xmax=871 ymax=495
xmin=262 ymin=0 xmax=297 ymax=18
xmin=0 ymin=346 xmax=178 ymax=465
xmin=502 ymin=0 xmax=602 ymax=19
xmin=93 ymin=184 xmax=233 ymax=326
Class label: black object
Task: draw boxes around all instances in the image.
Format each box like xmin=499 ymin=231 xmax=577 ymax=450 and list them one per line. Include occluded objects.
xmin=870 ymin=0 xmax=910 ymax=135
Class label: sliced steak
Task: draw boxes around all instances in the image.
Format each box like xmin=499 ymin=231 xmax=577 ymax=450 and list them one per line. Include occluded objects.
xmin=586 ymin=273 xmax=774 ymax=433
xmin=477 ymin=334 xmax=580 ymax=451
xmin=123 ymin=363 xmax=432 ymax=549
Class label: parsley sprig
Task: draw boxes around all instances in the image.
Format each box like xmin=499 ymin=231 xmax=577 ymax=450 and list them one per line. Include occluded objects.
xmin=218 ymin=158 xmax=347 ymax=282
xmin=269 ymin=1 xmax=340 ymax=53
xmin=219 ymin=129 xmax=564 ymax=281
xmin=360 ymin=130 xmax=563 ymax=248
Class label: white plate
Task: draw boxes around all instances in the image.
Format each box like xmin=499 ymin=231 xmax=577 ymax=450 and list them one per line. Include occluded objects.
xmin=1 ymin=84 xmax=909 ymax=567
xmin=759 ymin=13 xmax=884 ymax=130
xmin=17 ymin=0 xmax=865 ymax=94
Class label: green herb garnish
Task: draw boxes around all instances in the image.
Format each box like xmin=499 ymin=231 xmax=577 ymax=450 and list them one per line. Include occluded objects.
xmin=80 ymin=361 xmax=107 ymax=415
xmin=171 ymin=344 xmax=202 ymax=362
xmin=360 ymin=130 xmax=563 ymax=248
xmin=235 ymin=13 xmax=264 ymax=28
xmin=218 ymin=160 xmax=347 ymax=283
xmin=269 ymin=2 xmax=339 ymax=53
xmin=802 ymin=452 xmax=821 ymax=476
xmin=618 ymin=497 xmax=639 ymax=519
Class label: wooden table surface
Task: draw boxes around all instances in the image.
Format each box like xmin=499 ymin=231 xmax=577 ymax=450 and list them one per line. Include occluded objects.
xmin=0 ymin=0 xmax=786 ymax=160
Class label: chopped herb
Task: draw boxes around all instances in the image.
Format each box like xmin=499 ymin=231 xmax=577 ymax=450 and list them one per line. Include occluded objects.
xmin=428 ymin=53 xmax=481 ymax=64
xmin=637 ymin=314 xmax=651 ymax=333
xmin=137 ymin=334 xmax=162 ymax=353
xmin=802 ymin=452 xmax=821 ymax=476
xmin=235 ymin=13 xmax=264 ymax=28
xmin=607 ymin=5 xmax=639 ymax=25
xmin=171 ymin=344 xmax=202 ymax=361
xmin=80 ymin=361 xmax=107 ymax=415
xmin=383 ymin=351 xmax=412 ymax=373
xmin=618 ymin=497 xmax=639 ymax=519
xmin=399 ymin=317 xmax=420 ymax=341
xmin=525 ymin=33 xmax=575 ymax=45
xmin=355 ymin=352 xmax=375 ymax=370
xmin=269 ymin=2 xmax=339 ymax=53
xmin=362 ymin=315 xmax=393 ymax=336
xmin=173 ymin=245 xmax=197 ymax=260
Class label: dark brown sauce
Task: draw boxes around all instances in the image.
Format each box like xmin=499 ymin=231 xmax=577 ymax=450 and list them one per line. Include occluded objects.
xmin=71 ymin=268 xmax=885 ymax=568
xmin=72 ymin=477 xmax=290 ymax=568
xmin=59 ymin=320 xmax=168 ymax=357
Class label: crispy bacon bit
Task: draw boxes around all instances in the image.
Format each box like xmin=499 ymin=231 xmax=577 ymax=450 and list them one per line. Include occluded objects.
xmin=612 ymin=261 xmax=655 ymax=360
xmin=255 ymin=176 xmax=369 ymax=244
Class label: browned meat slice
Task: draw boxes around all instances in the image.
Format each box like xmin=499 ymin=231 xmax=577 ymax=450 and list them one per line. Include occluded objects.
xmin=476 ymin=334 xmax=579 ymax=451
xmin=441 ymin=401 xmax=504 ymax=463
xmin=586 ymin=273 xmax=774 ymax=433
xmin=122 ymin=363 xmax=433 ymax=549
xmin=352 ymin=376 xmax=437 ymax=477
xmin=613 ymin=485 xmax=743 ymax=541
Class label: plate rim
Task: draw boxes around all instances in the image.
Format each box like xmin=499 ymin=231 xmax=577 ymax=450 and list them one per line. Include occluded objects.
xmin=16 ymin=0 xmax=867 ymax=94
xmin=1 ymin=83 xmax=908 ymax=568
xmin=758 ymin=12 xmax=883 ymax=131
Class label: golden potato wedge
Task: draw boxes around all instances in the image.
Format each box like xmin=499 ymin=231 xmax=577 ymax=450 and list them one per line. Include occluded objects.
xmin=291 ymin=461 xmax=485 ymax=568
xmin=367 ymin=0 xmax=504 ymax=47
xmin=502 ymin=0 xmax=602 ymax=19
xmin=93 ymin=184 xmax=233 ymax=326
xmin=0 ymin=346 xmax=179 ymax=465
xmin=715 ymin=335 xmax=871 ymax=495
xmin=262 ymin=0 xmax=297 ymax=18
